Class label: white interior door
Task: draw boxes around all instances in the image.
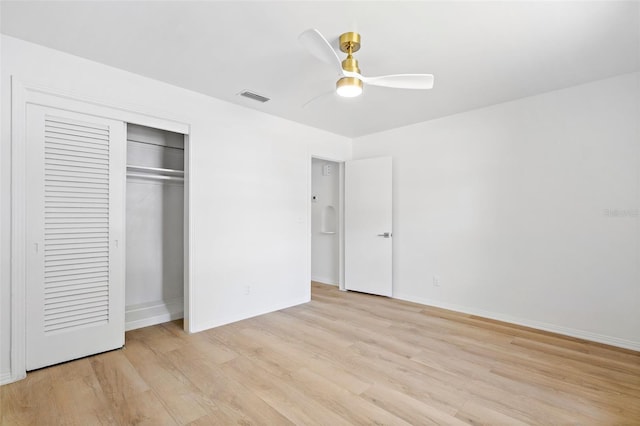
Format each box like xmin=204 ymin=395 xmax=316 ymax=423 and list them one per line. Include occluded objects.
xmin=25 ymin=104 xmax=126 ymax=370
xmin=345 ymin=157 xmax=393 ymax=296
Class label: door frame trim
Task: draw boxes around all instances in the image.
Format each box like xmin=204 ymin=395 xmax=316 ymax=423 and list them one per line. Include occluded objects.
xmin=8 ymin=78 xmax=192 ymax=383
xmin=309 ymin=156 xmax=345 ymax=291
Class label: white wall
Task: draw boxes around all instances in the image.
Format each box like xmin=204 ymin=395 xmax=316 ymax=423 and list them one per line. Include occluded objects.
xmin=353 ymin=72 xmax=640 ymax=349
xmin=0 ymin=35 xmax=351 ymax=380
xmin=311 ymin=159 xmax=340 ymax=285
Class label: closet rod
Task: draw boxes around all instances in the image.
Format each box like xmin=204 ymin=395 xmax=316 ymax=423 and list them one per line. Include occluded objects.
xmin=127 ymin=137 xmax=184 ymax=151
xmin=127 ymin=165 xmax=184 ymax=176
xmin=127 ymin=172 xmax=184 ymax=182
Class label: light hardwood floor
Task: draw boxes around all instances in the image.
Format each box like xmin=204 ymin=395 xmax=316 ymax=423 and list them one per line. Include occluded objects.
xmin=2 ymin=282 xmax=639 ymax=425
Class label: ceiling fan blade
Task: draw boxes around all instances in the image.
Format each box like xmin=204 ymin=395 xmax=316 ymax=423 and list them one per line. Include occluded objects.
xmin=298 ymin=29 xmax=344 ymax=75
xmin=360 ymin=74 xmax=434 ymax=90
xmin=302 ymin=90 xmax=336 ymax=109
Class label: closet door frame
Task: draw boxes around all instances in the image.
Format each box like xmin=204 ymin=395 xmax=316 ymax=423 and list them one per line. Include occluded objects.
xmin=9 ymin=79 xmax=192 ymax=383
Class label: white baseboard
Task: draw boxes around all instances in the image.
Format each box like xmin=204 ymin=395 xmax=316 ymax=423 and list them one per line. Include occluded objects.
xmin=1 ymin=370 xmax=26 ymax=386
xmin=311 ymin=275 xmax=338 ymax=286
xmin=394 ymin=293 xmax=640 ymax=352
xmin=0 ymin=371 xmax=12 ymax=385
xmin=125 ymin=297 xmax=184 ymax=331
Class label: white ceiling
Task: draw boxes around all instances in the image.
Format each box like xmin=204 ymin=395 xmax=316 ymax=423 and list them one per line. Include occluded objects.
xmin=2 ymin=1 xmax=639 ymax=138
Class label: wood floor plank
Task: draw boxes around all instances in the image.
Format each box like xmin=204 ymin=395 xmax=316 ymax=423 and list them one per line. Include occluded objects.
xmin=2 ymin=282 xmax=639 ymax=425
xmin=347 ymin=340 xmax=471 ymax=413
xmin=482 ymin=364 xmax=636 ymax=423
xmin=114 ymin=389 xmax=178 ymax=425
xmin=122 ymin=339 xmax=210 ymax=424
xmin=289 ymin=367 xmax=413 ymax=425
xmin=162 ymin=349 xmax=296 ymax=426
xmin=455 ymin=398 xmax=532 ymax=426
xmin=90 ymin=350 xmax=150 ymax=402
xmin=235 ymin=324 xmax=374 ymax=395
xmin=361 ymin=383 xmax=470 ymax=426
xmin=460 ymin=336 xmax=640 ymax=397
xmin=511 ymin=336 xmax=640 ymax=378
xmin=220 ymin=355 xmax=354 ymax=426
xmin=491 ymin=362 xmax=640 ymax=418
xmin=51 ymin=375 xmax=118 ymax=425
xmin=0 ymin=369 xmax=61 ymax=426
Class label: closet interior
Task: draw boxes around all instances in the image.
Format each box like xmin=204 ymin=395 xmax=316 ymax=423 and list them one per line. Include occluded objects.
xmin=125 ymin=123 xmax=185 ymax=330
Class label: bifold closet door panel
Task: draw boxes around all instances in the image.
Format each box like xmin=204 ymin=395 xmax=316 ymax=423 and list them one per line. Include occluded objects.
xmin=25 ymin=104 xmax=126 ymax=370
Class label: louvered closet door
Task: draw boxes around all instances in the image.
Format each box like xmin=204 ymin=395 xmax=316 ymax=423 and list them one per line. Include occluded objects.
xmin=25 ymin=104 xmax=125 ymax=370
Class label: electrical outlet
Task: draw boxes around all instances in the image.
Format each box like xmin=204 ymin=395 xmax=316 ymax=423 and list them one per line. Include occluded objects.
xmin=244 ymin=285 xmax=251 ymax=295
xmin=432 ymin=275 xmax=441 ymax=287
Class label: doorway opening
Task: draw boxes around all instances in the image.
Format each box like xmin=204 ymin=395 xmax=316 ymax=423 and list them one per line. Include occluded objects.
xmin=310 ymin=158 xmax=344 ymax=290
xmin=125 ymin=123 xmax=187 ymax=331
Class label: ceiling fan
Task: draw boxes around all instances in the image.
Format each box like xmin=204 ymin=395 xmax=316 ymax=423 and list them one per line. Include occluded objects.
xmin=298 ymin=28 xmax=434 ymax=99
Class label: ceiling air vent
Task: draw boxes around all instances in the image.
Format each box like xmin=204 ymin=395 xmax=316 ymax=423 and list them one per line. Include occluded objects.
xmin=239 ymin=90 xmax=270 ymax=103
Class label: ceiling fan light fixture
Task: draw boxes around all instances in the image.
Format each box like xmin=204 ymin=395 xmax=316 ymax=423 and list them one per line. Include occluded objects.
xmin=336 ymin=77 xmax=363 ymax=97
xmin=299 ymin=28 xmax=434 ymax=107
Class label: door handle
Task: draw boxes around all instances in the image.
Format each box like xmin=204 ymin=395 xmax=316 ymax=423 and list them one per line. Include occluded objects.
xmin=377 ymin=232 xmax=392 ymax=238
